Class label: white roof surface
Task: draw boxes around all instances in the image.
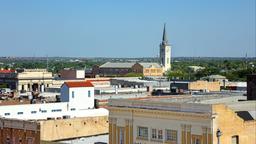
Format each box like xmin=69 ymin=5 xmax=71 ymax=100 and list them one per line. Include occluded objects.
xmin=59 ymin=134 xmax=108 ymax=144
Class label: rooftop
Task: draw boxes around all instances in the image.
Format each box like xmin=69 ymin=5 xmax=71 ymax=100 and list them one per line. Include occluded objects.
xmin=100 ymin=62 xmax=135 ymax=68
xmin=138 ymin=62 xmax=162 ymax=68
xmin=109 ymin=92 xmax=256 ymax=120
xmin=0 ymin=69 xmax=15 ymax=73
xmin=64 ymin=81 xmax=94 ymax=88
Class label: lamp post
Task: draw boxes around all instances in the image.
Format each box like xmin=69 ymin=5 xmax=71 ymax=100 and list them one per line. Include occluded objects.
xmin=216 ymin=129 xmax=222 ymax=144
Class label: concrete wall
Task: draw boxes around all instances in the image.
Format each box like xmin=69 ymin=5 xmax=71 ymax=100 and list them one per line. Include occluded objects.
xmin=40 ymin=116 xmax=109 ymax=141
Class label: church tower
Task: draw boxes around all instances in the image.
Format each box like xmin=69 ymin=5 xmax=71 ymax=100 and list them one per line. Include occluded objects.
xmin=159 ymin=23 xmax=171 ymax=72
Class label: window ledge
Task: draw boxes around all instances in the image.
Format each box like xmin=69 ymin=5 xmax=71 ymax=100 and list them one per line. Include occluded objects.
xmin=151 ymin=138 xmax=163 ymax=142
xmin=136 ymin=137 xmax=149 ymax=141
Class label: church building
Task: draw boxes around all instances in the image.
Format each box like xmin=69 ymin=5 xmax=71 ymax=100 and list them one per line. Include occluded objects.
xmin=93 ymin=24 xmax=172 ymax=77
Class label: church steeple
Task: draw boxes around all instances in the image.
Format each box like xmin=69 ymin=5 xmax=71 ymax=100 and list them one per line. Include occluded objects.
xmin=162 ymin=23 xmax=168 ymax=45
xmin=159 ymin=23 xmax=171 ymax=72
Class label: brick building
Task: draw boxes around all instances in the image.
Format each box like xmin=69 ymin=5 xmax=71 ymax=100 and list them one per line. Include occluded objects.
xmin=0 ymin=118 xmax=40 ymax=144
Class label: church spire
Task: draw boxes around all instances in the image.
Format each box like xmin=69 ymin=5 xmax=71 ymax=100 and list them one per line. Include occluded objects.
xmin=162 ymin=23 xmax=168 ymax=45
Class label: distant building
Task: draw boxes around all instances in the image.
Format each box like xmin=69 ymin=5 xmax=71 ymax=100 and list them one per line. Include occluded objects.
xmin=188 ymin=66 xmax=205 ymax=72
xmin=93 ymin=62 xmax=164 ymax=77
xmin=224 ymin=81 xmax=247 ymax=91
xmin=159 ymin=24 xmax=171 ymax=72
xmin=201 ymin=75 xmax=228 ymax=83
xmin=170 ymin=80 xmax=220 ymax=92
xmin=132 ymin=62 xmax=163 ymax=76
xmin=0 ymin=69 xmax=53 ymax=92
xmin=247 ymin=74 xmax=256 ymax=100
xmin=93 ymin=62 xmax=135 ymax=77
xmin=92 ymin=25 xmax=171 ymax=76
xmin=60 ymin=69 xmax=85 ymax=79
xmin=108 ymin=96 xmax=256 ymax=144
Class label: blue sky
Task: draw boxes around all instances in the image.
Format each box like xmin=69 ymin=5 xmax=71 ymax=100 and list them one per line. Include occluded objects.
xmin=0 ymin=0 xmax=255 ymax=57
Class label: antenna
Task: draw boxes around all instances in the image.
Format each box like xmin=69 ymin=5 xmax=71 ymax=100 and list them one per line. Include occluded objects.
xmin=46 ymin=55 xmax=49 ymax=71
xmin=245 ymin=53 xmax=248 ymax=70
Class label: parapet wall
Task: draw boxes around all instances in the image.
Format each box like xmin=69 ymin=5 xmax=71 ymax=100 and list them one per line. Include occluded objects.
xmin=40 ymin=116 xmax=109 ymax=141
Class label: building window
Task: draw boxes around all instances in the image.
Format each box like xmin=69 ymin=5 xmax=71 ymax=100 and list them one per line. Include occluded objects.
xmin=70 ymin=108 xmax=76 ymax=111
xmin=27 ymin=137 xmax=34 ymax=144
xmin=72 ymin=91 xmax=75 ymax=98
xmin=31 ymin=111 xmax=37 ymax=114
xmin=41 ymin=110 xmax=47 ymax=113
xmin=137 ymin=126 xmax=148 ymax=139
xmin=88 ymin=90 xmax=91 ymax=97
xmin=6 ymin=137 xmax=10 ymax=144
xmin=17 ymin=112 xmax=23 ymax=115
xmin=166 ymin=129 xmax=177 ymax=142
xmin=158 ymin=129 xmax=163 ymax=140
xmin=232 ymin=135 xmax=239 ymax=144
xmin=4 ymin=113 xmax=10 ymax=116
xmin=52 ymin=109 xmax=62 ymax=112
xmin=195 ymin=138 xmax=200 ymax=144
xmin=119 ymin=127 xmax=125 ymax=144
xmin=151 ymin=128 xmax=157 ymax=139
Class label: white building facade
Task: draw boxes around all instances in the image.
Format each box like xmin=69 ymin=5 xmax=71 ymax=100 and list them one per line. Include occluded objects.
xmin=0 ymin=81 xmax=108 ymax=120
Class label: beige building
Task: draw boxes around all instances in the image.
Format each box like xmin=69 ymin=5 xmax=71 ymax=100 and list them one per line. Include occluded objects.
xmin=17 ymin=69 xmax=53 ymax=92
xmin=132 ymin=62 xmax=163 ymax=76
xmin=108 ymin=96 xmax=255 ymax=144
xmin=40 ymin=116 xmax=108 ymax=141
xmin=0 ymin=69 xmax=53 ymax=92
xmin=189 ymin=80 xmax=220 ymax=92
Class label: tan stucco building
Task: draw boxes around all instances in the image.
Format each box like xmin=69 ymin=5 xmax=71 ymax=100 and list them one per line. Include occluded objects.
xmin=189 ymin=80 xmax=220 ymax=92
xmin=108 ymin=96 xmax=256 ymax=144
xmin=0 ymin=69 xmax=53 ymax=92
xmin=132 ymin=62 xmax=163 ymax=76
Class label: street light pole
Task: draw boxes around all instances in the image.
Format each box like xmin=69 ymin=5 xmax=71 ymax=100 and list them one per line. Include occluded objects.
xmin=216 ymin=129 xmax=222 ymax=144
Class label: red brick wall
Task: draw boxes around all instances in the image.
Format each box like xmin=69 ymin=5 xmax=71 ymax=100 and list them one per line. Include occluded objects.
xmin=0 ymin=128 xmax=40 ymax=144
